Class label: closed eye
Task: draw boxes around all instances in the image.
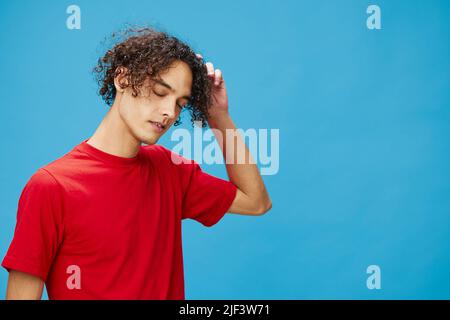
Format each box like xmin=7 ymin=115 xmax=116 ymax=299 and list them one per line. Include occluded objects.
xmin=152 ymin=90 xmax=167 ymax=97
xmin=153 ymin=87 xmax=189 ymax=109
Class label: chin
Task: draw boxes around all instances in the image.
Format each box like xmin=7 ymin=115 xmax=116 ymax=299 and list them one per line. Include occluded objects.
xmin=135 ymin=124 xmax=168 ymax=145
xmin=140 ymin=133 xmax=160 ymax=146
xmin=140 ymin=137 xmax=157 ymax=146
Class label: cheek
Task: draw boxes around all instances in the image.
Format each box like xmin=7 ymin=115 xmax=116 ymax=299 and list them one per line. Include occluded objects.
xmin=119 ymin=96 xmax=146 ymax=124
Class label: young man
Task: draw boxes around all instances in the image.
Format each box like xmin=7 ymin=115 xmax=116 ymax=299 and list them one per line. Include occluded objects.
xmin=2 ymin=27 xmax=272 ymax=300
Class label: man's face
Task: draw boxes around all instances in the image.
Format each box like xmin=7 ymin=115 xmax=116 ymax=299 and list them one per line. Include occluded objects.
xmin=116 ymin=59 xmax=193 ymax=145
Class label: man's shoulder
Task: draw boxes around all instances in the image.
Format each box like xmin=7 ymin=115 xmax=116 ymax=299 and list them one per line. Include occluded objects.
xmin=24 ymin=168 xmax=60 ymax=194
xmin=38 ymin=146 xmax=79 ymax=173
xmin=26 ymin=143 xmax=89 ymax=187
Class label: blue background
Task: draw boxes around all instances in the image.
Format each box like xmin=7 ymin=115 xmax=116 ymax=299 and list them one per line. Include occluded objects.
xmin=1 ymin=0 xmax=449 ymax=299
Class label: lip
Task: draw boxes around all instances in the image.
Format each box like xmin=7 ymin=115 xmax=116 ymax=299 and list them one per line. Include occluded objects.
xmin=148 ymin=121 xmax=165 ymax=133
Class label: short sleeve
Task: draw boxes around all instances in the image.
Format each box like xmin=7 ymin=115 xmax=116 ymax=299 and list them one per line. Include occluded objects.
xmin=2 ymin=168 xmax=65 ymax=281
xmin=165 ymin=149 xmax=237 ymax=227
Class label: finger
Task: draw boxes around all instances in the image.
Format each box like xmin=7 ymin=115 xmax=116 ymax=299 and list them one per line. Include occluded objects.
xmin=214 ymin=69 xmax=222 ymax=86
xmin=205 ymin=62 xmax=215 ymax=77
xmin=195 ymin=53 xmax=203 ymax=60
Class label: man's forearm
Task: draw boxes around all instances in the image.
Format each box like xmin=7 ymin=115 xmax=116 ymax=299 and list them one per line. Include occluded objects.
xmin=207 ymin=113 xmax=271 ymax=211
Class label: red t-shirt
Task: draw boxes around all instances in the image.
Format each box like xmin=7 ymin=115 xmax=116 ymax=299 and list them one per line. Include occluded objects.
xmin=2 ymin=138 xmax=237 ymax=299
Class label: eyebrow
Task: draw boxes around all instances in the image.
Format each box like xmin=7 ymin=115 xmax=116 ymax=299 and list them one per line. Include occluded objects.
xmin=153 ymin=78 xmax=191 ymax=101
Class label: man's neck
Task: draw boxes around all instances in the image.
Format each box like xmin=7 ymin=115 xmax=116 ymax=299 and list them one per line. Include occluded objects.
xmin=86 ymin=104 xmax=141 ymax=158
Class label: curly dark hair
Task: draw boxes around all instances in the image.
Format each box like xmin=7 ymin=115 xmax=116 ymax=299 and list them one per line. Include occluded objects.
xmin=92 ymin=25 xmax=212 ymax=127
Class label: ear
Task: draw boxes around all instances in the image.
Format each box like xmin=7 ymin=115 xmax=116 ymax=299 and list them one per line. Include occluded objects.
xmin=113 ymin=66 xmax=130 ymax=93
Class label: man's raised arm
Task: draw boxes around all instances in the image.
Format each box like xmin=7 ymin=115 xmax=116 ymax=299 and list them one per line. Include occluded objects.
xmin=202 ymin=58 xmax=272 ymax=216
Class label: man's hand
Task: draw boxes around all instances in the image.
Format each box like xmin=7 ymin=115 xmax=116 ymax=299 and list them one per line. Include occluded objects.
xmin=196 ymin=53 xmax=229 ymax=119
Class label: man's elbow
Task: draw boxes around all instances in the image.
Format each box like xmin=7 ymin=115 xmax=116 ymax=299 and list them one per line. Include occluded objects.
xmin=255 ymin=198 xmax=272 ymax=215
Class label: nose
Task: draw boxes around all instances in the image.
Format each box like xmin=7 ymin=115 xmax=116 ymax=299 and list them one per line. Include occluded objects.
xmin=159 ymin=100 xmax=177 ymax=121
